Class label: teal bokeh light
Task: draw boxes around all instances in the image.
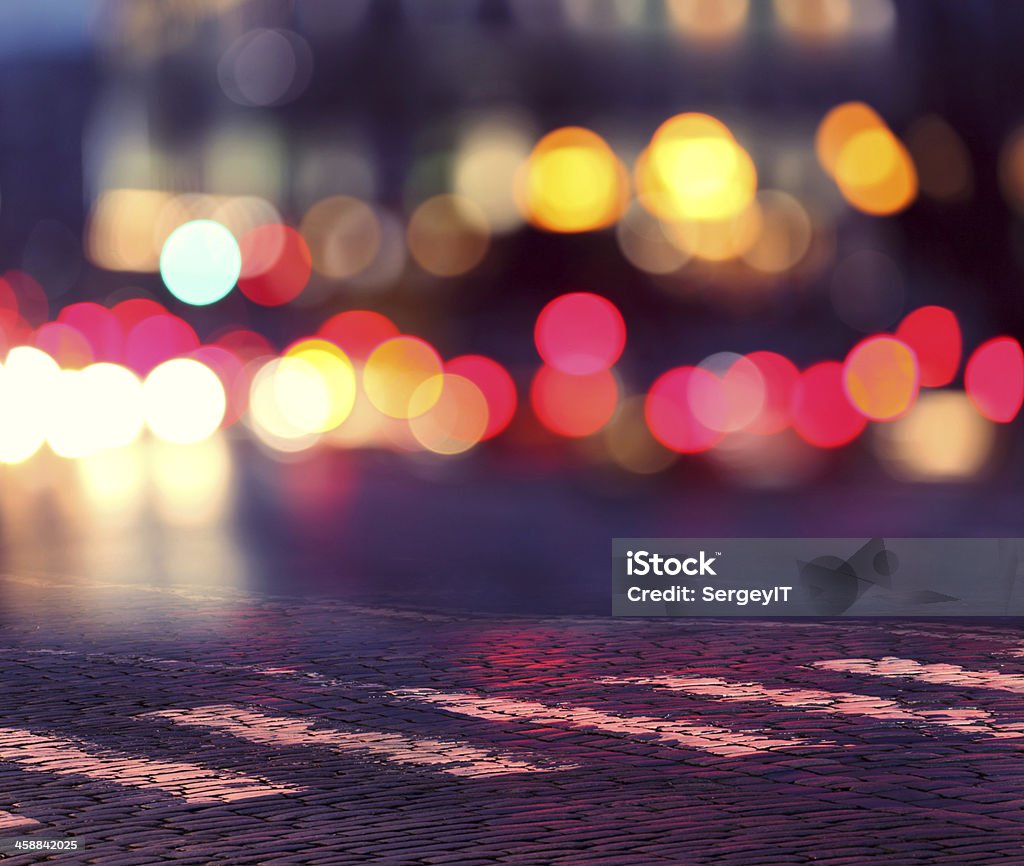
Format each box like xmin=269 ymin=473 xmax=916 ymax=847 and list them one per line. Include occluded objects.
xmin=159 ymin=219 xmax=242 ymax=306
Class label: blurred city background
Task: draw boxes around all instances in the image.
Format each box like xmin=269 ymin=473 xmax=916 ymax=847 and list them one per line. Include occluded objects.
xmin=0 ymin=0 xmax=1022 ymax=615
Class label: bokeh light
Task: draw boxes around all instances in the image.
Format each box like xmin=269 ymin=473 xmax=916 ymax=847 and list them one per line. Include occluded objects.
xmin=445 ymin=355 xmax=518 ymax=441
xmin=124 ymin=314 xmax=200 ymax=376
xmin=667 ymin=0 xmax=749 ymax=43
xmin=638 ymin=113 xmax=757 ymax=222
xmin=843 ymin=335 xmax=919 ymax=421
xmin=57 ymin=303 xmax=124 ymax=363
xmin=281 ymin=339 xmax=357 ymax=432
xmin=740 ymin=191 xmax=814 ymax=274
xmin=690 ymin=352 xmax=766 ymax=433
xmin=662 ymin=204 xmax=762 ymax=262
xmin=616 ymin=204 xmax=691 ymax=275
xmin=791 ymin=361 xmax=867 ymax=448
xmin=247 ymin=358 xmax=322 ymax=452
xmin=894 ymin=306 xmax=961 ymax=387
xmin=0 ymin=347 xmax=60 ymax=464
xmin=518 ymin=127 xmax=629 ymax=233
xmin=46 ymin=363 xmax=143 ymax=458
xmin=875 ymin=391 xmax=995 ymax=482
xmin=644 ymin=366 xmax=724 ymax=453
xmin=300 ymin=196 xmax=381 ymax=279
xmin=534 ymin=292 xmax=626 ymax=375
xmin=363 ymin=336 xmax=444 ymax=419
xmin=409 ymin=374 xmax=490 ymax=455
xmin=159 ymin=219 xmax=241 ymax=306
xmin=34 ymin=322 xmax=94 ymax=369
xmin=406 ymin=195 xmax=491 ymax=277
xmin=832 ymin=126 xmax=917 ymax=216
xmin=603 ymin=395 xmax=678 ymax=474
xmin=317 ymin=310 xmax=400 ymax=361
xmin=453 ymin=114 xmax=532 ymax=234
xmin=218 ymin=28 xmax=313 ymax=108
xmin=237 ymin=224 xmax=312 ymax=306
xmin=745 ymin=351 xmax=800 ymax=435
xmin=965 ymin=336 xmax=1024 ymax=423
xmin=143 ymin=358 xmax=227 ymax=444
xmin=531 ymin=366 xmax=618 ymax=438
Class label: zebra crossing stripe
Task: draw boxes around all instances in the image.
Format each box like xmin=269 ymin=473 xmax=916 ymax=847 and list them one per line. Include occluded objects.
xmin=390 ymin=688 xmax=833 ymax=756
xmin=0 ymin=809 xmax=39 ymax=831
xmin=600 ymin=675 xmax=1024 ymax=739
xmin=142 ymin=705 xmax=574 ymax=777
xmin=813 ymin=657 xmax=1024 ymax=694
xmin=0 ymin=727 xmax=298 ymax=803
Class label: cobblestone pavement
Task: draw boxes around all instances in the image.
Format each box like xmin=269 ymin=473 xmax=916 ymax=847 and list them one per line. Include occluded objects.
xmin=0 ymin=573 xmax=1023 ymax=864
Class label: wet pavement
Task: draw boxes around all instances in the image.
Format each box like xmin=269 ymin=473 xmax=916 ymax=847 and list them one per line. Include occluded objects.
xmin=0 ymin=568 xmax=1023 ymax=864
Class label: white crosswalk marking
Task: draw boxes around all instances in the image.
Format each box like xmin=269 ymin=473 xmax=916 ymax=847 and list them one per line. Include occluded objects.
xmin=0 ymin=809 xmax=39 ymax=831
xmin=601 ymin=675 xmax=1024 ymax=739
xmin=142 ymin=705 xmax=575 ymax=777
xmin=390 ymin=688 xmax=834 ymax=756
xmin=0 ymin=727 xmax=299 ymax=803
xmin=814 ymin=657 xmax=1024 ymax=694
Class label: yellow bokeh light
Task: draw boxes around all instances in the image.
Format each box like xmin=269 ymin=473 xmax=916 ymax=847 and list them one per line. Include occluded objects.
xmin=143 ymin=358 xmax=226 ymax=445
xmin=363 ymin=337 xmax=444 ymax=419
xmin=875 ymin=391 xmax=995 ymax=482
xmin=833 ymin=127 xmax=917 ymax=215
xmin=639 ymin=113 xmax=757 ymax=222
xmin=517 ymin=127 xmax=629 ymax=233
xmin=407 ymin=194 xmax=491 ymax=276
xmin=408 ymin=374 xmax=489 ymax=455
xmin=283 ymin=339 xmax=357 ymax=432
xmin=815 ymin=101 xmax=885 ymax=176
xmin=247 ymin=359 xmax=321 ymax=452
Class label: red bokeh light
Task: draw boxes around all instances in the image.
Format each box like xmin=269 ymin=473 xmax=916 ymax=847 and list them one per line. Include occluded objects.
xmin=534 ymin=292 xmax=626 ymax=375
xmin=317 ymin=310 xmax=400 ymax=361
xmin=238 ymin=225 xmax=312 ymax=307
xmin=214 ymin=328 xmax=276 ymax=362
xmin=446 ymin=354 xmax=518 ymax=441
xmin=58 ymin=302 xmax=124 ymax=363
xmin=895 ymin=306 xmax=961 ymax=387
xmin=745 ymin=351 xmax=799 ymax=435
xmin=965 ymin=336 xmax=1024 ymax=423
xmin=644 ymin=366 xmax=724 ymax=453
xmin=111 ymin=298 xmax=167 ymax=336
xmin=791 ymin=361 xmax=867 ymax=448
xmin=124 ymin=314 xmax=200 ymax=375
xmin=531 ymin=365 xmax=618 ymax=438
xmin=3 ymin=270 xmax=48 ymax=327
